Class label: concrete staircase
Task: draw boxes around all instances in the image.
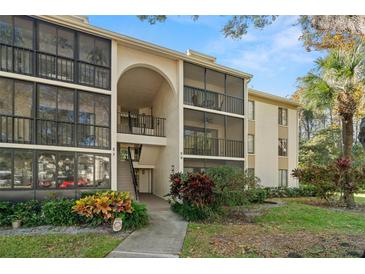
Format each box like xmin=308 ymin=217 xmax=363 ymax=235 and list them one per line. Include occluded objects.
xmin=117 ymin=160 xmax=136 ymax=198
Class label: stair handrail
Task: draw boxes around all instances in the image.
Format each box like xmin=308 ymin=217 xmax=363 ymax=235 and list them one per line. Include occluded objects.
xmin=127 ymin=146 xmax=139 ymax=200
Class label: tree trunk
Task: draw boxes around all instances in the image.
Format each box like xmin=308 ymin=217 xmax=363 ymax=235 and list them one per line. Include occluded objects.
xmin=342 ymin=116 xmax=356 ymax=208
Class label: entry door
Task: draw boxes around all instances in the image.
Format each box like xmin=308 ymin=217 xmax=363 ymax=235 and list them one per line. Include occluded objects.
xmin=138 ymin=169 xmax=152 ymax=193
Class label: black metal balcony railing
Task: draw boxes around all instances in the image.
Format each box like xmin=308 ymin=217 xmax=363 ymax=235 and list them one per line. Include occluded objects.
xmin=0 ymin=43 xmax=33 ymax=75
xmin=184 ymin=85 xmax=244 ymax=115
xmin=0 ymin=114 xmax=33 ymax=144
xmin=184 ymin=135 xmax=244 ymax=158
xmin=117 ymin=112 xmax=166 ymax=137
xmin=37 ymin=52 xmax=74 ymax=82
xmin=1 ymin=43 xmax=111 ymax=90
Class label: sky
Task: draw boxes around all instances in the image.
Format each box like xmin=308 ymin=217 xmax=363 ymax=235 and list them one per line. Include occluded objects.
xmin=89 ymin=15 xmax=324 ymax=98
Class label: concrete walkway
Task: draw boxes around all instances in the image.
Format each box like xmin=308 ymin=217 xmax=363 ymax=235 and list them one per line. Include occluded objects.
xmin=107 ymin=194 xmax=187 ymax=258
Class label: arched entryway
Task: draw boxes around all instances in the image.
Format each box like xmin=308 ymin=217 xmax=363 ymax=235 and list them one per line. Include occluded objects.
xmin=116 ymin=65 xmax=179 ymax=198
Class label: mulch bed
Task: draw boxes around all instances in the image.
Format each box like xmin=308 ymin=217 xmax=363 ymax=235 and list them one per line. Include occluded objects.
xmin=206 ymin=224 xmax=365 ymax=258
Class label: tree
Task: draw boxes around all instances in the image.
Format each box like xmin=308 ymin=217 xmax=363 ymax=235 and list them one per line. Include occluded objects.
xmin=137 ymin=15 xmax=278 ymax=39
xmin=299 ymin=16 xmax=365 ymax=51
xmin=298 ymin=40 xmax=365 ymax=208
xmin=137 ymin=15 xmax=365 ymax=47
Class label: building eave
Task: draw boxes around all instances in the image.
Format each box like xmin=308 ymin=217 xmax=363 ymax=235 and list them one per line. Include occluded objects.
xmin=248 ymin=88 xmax=300 ymax=108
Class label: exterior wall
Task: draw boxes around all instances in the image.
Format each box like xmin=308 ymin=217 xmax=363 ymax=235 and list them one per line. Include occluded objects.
xmin=288 ymin=108 xmax=299 ymax=187
xmin=248 ymin=93 xmax=299 ymax=187
xmin=151 ymin=81 xmax=180 ymax=197
xmin=254 ymin=100 xmax=279 ymax=187
xmin=116 ymin=45 xmax=178 ymax=94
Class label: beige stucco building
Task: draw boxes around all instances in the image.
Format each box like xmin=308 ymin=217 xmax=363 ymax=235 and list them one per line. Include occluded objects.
xmin=0 ymin=15 xmax=299 ymax=200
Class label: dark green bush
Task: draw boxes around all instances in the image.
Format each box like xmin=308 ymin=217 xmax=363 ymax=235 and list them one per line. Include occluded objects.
xmin=264 ymin=185 xmax=318 ymax=198
xmin=245 ymin=188 xmax=268 ymax=203
xmin=171 ymin=202 xmax=218 ymax=222
xmin=122 ymin=201 xmax=149 ymax=230
xmin=42 ymin=199 xmax=79 ymax=226
xmin=0 ymin=201 xmax=13 ymax=226
xmin=13 ymin=200 xmax=45 ymax=227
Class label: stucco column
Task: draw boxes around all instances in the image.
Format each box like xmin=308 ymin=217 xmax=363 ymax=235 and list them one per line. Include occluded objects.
xmin=178 ymin=60 xmax=184 ymax=172
xmin=244 ymin=78 xmax=249 ymax=170
xmin=110 ymin=40 xmax=118 ymax=191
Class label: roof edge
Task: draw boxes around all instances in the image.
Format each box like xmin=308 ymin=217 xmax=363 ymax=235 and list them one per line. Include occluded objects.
xmin=248 ymin=88 xmax=300 ymax=108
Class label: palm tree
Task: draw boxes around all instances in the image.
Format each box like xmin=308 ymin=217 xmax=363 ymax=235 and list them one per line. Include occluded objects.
xmin=298 ymin=40 xmax=365 ymax=208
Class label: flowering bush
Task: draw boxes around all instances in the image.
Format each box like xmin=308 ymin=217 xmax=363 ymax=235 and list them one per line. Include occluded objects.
xmin=168 ymin=172 xmax=217 ymax=221
xmin=73 ymin=191 xmax=133 ymax=225
xmin=168 ymin=172 xmax=215 ymax=207
xmin=292 ymin=157 xmax=365 ymax=205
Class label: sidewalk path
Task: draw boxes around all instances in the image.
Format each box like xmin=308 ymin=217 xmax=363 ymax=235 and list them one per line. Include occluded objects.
xmin=107 ymin=194 xmax=187 ymax=258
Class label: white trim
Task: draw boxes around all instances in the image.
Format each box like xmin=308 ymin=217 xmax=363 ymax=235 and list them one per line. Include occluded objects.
xmin=178 ymin=60 xmax=185 ymax=172
xmin=244 ymin=78 xmax=249 ymax=170
xmin=0 ymin=143 xmax=112 ymax=154
xmin=183 ymin=155 xmax=245 ymax=161
xmin=183 ymin=104 xmax=245 ymax=119
xmin=117 ymin=133 xmax=167 ymax=146
xmin=0 ymin=71 xmax=111 ymax=95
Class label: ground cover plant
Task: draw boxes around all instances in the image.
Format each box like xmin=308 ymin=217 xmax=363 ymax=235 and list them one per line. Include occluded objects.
xmin=0 ymin=191 xmax=148 ymax=230
xmin=0 ymin=233 xmax=122 ymax=258
xmin=181 ymin=198 xmax=365 ymax=258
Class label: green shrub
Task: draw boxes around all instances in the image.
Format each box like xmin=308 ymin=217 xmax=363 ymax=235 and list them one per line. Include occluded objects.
xmin=171 ymin=202 xmax=218 ymax=222
xmin=43 ymin=199 xmax=79 ymax=226
xmin=264 ymin=185 xmax=318 ymax=199
xmin=13 ymin=200 xmax=45 ymax=227
xmin=245 ymin=188 xmax=268 ymax=203
xmin=122 ymin=201 xmax=149 ymax=230
xmin=0 ymin=201 xmax=13 ymax=226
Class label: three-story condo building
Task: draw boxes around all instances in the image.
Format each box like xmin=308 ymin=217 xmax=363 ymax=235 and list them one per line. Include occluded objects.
xmin=0 ymin=15 xmax=299 ymax=200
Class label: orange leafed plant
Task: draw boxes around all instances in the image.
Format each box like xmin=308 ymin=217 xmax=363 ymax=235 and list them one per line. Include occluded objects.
xmin=73 ymin=191 xmax=133 ymax=223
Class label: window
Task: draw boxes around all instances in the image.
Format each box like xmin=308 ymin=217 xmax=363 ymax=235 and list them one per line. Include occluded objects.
xmin=0 ymin=148 xmax=33 ymax=189
xmin=78 ymin=34 xmax=110 ymax=89
xmin=278 ymin=138 xmax=288 ymax=156
xmin=78 ymin=153 xmax=94 ymax=188
xmin=57 ymin=152 xmax=75 ymax=188
xmin=226 ymin=75 xmax=244 ymax=99
xmin=14 ymin=17 xmax=34 ymax=74
xmin=248 ymin=100 xmax=255 ymax=120
xmin=0 ymin=149 xmax=12 ymax=189
xmin=279 ymin=169 xmax=288 ymax=187
xmin=95 ymin=155 xmax=110 ymax=188
xmin=248 ymin=134 xmax=255 ymax=154
xmin=37 ymin=84 xmax=75 ymax=146
xmin=14 ymin=150 xmax=33 ymax=188
xmin=0 ymin=77 xmax=34 ymax=143
xmin=0 ymin=16 xmax=34 ymax=74
xmin=278 ymin=107 xmax=288 ymax=126
xmin=0 ymin=16 xmax=13 ymax=45
xmin=38 ymin=22 xmax=75 ymax=81
xmin=78 ymin=92 xmax=110 ymax=149
xmin=37 ymin=152 xmax=57 ymax=189
xmin=0 ymin=148 xmax=110 ymax=192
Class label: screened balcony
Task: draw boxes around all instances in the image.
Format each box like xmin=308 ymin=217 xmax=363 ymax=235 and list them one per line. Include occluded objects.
xmin=184 ymin=109 xmax=244 ymax=158
xmin=183 ymin=62 xmax=244 ymax=115
xmin=184 ymin=135 xmax=244 ymax=158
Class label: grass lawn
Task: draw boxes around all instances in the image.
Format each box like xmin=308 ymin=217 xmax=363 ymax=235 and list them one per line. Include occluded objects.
xmin=181 ymin=200 xmax=365 ymax=258
xmin=0 ymin=233 xmax=122 ymax=258
xmin=355 ymin=193 xmax=365 ymax=204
